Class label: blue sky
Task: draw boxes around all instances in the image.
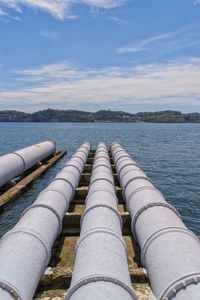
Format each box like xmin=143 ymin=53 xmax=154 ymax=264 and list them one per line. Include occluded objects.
xmin=0 ymin=0 xmax=200 ymax=113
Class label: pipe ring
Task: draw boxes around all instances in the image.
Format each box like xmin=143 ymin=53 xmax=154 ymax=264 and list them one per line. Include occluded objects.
xmin=51 ymin=178 xmax=74 ymax=193
xmin=75 ymin=228 xmax=127 ymax=255
xmin=92 ymin=164 xmax=112 ymax=172
xmin=91 ymin=167 xmax=113 ymax=177
xmin=47 ymin=140 xmax=57 ymax=151
xmin=96 ymin=148 xmax=107 ymax=152
xmin=113 ymin=150 xmax=129 ymax=160
xmin=38 ymin=188 xmax=68 ymax=205
xmin=76 ymin=149 xmax=88 ymax=155
xmin=2 ymin=227 xmax=52 ymax=265
xmin=126 ymin=186 xmax=163 ymax=211
xmin=59 ymin=168 xmax=81 ymax=183
xmin=71 ymin=155 xmax=85 ymax=165
xmin=120 ymin=168 xmax=145 ymax=185
xmin=112 ymin=149 xmax=127 ymax=159
xmin=115 ymin=155 xmax=131 ymax=165
xmin=80 ymin=204 xmax=123 ymax=229
xmin=64 ymin=275 xmax=137 ymax=300
xmin=118 ymin=163 xmax=141 ymax=177
xmin=62 ymin=164 xmax=82 ymax=176
xmin=141 ymin=227 xmax=200 ymax=266
xmin=160 ymin=273 xmax=200 ymax=300
xmin=10 ymin=152 xmax=26 ymax=173
xmin=88 ymin=177 xmax=115 ymax=192
xmin=131 ymin=202 xmax=182 ymax=240
xmin=94 ymin=155 xmax=110 ymax=161
xmin=123 ymin=176 xmax=155 ymax=194
xmin=21 ymin=204 xmax=63 ymax=235
xmin=0 ymin=280 xmax=24 ymax=300
xmin=85 ymin=189 xmax=117 ymax=204
xmin=111 ymin=144 xmax=123 ymax=151
xmin=80 ymin=144 xmax=90 ymax=150
xmin=95 ymin=149 xmax=108 ymax=154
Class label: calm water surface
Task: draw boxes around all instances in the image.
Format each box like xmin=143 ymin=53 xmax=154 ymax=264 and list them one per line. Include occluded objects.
xmin=0 ymin=122 xmax=199 ymax=237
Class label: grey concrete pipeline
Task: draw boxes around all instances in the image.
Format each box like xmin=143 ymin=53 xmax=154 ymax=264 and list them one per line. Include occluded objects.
xmin=65 ymin=142 xmax=138 ymax=300
xmin=0 ymin=142 xmax=91 ymax=300
xmin=0 ymin=140 xmax=56 ymax=188
xmin=111 ymin=142 xmax=200 ymax=300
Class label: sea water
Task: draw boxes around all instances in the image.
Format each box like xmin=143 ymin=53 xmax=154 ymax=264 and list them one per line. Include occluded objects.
xmin=0 ymin=122 xmax=199 ymax=237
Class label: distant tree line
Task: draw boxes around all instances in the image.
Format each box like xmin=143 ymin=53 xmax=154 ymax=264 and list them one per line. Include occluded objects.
xmin=0 ymin=108 xmax=200 ymax=123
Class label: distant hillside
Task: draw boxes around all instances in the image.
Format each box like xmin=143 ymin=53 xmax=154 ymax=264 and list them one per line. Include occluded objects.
xmin=0 ymin=109 xmax=200 ymax=123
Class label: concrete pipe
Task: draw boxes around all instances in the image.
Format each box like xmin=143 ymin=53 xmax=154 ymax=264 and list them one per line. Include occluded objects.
xmin=0 ymin=140 xmax=56 ymax=188
xmin=111 ymin=142 xmax=200 ymax=300
xmin=0 ymin=142 xmax=91 ymax=300
xmin=65 ymin=143 xmax=137 ymax=300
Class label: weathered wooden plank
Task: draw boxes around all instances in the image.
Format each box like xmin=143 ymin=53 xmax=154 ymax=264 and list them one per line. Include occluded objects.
xmin=39 ymin=267 xmax=148 ymax=290
xmin=72 ymin=185 xmax=124 ymax=203
xmin=87 ymin=157 xmax=114 ymax=164
xmin=79 ymin=173 xmax=119 ymax=186
xmin=83 ymin=164 xmax=116 ymax=173
xmin=62 ymin=210 xmax=131 ymax=235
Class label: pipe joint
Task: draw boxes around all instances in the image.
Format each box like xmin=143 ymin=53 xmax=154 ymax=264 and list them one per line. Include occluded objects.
xmin=94 ymin=156 xmax=110 ymax=161
xmin=65 ymin=275 xmax=137 ymax=300
xmin=51 ymin=178 xmax=74 ymax=194
xmin=71 ymin=155 xmax=85 ymax=165
xmin=47 ymin=140 xmax=56 ymax=151
xmin=118 ymin=163 xmax=141 ymax=177
xmin=0 ymin=280 xmax=24 ymax=300
xmin=10 ymin=152 xmax=26 ymax=173
xmin=160 ymin=273 xmax=200 ymax=300
xmin=126 ymin=186 xmax=163 ymax=211
xmin=38 ymin=188 xmax=68 ymax=204
xmin=80 ymin=204 xmax=122 ymax=229
xmin=62 ymin=165 xmax=82 ymax=176
xmin=85 ymin=189 xmax=117 ymax=204
xmin=92 ymin=164 xmax=111 ymax=172
xmin=131 ymin=202 xmax=182 ymax=240
xmin=2 ymin=227 xmax=52 ymax=264
xmin=115 ymin=155 xmax=131 ymax=165
xmin=88 ymin=177 xmax=115 ymax=191
xmin=75 ymin=228 xmax=127 ymax=255
xmin=141 ymin=227 xmax=200 ymax=266
xmin=20 ymin=204 xmax=63 ymax=235
xmin=123 ymin=176 xmax=155 ymax=195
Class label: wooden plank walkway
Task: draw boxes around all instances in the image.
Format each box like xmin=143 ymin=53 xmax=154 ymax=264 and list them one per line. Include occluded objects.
xmin=34 ymin=149 xmax=153 ymax=300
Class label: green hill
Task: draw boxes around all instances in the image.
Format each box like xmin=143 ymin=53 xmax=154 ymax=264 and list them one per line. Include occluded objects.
xmin=0 ymin=109 xmax=200 ymax=123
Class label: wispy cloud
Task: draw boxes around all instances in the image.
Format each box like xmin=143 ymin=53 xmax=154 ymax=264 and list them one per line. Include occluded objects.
xmin=107 ymin=16 xmax=127 ymax=24
xmin=117 ymin=25 xmax=200 ymax=54
xmin=1 ymin=58 xmax=200 ymax=111
xmin=118 ymin=32 xmax=176 ymax=54
xmin=40 ymin=30 xmax=61 ymax=41
xmin=0 ymin=0 xmax=126 ymax=20
xmin=0 ymin=7 xmax=7 ymax=16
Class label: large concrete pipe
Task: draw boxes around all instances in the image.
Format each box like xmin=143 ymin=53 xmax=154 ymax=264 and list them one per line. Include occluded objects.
xmin=65 ymin=142 xmax=137 ymax=300
xmin=0 ymin=141 xmax=56 ymax=188
xmin=111 ymin=142 xmax=200 ymax=300
xmin=0 ymin=142 xmax=91 ymax=300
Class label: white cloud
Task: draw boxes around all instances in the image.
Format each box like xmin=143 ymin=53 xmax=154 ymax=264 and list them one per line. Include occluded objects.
xmin=40 ymin=30 xmax=61 ymax=41
xmin=118 ymin=32 xmax=175 ymax=54
xmin=0 ymin=0 xmax=125 ymax=19
xmin=117 ymin=25 xmax=200 ymax=54
xmin=1 ymin=58 xmax=200 ymax=111
xmin=107 ymin=16 xmax=127 ymax=24
xmin=0 ymin=7 xmax=9 ymax=16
